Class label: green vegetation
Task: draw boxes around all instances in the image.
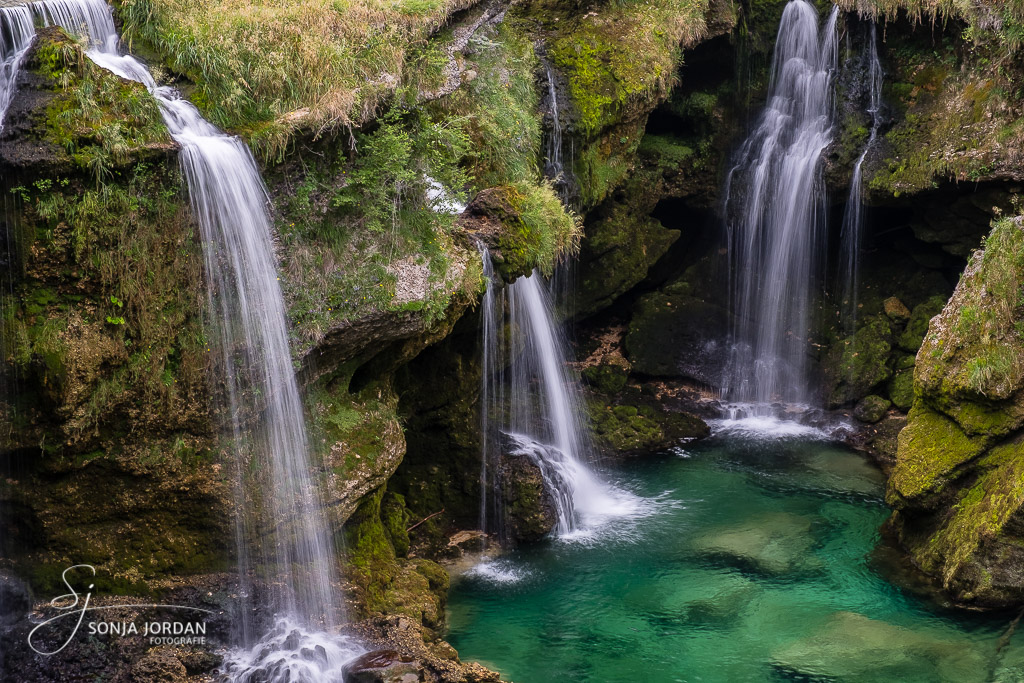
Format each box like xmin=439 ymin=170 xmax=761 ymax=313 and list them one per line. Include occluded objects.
xmin=116 ymin=0 xmax=474 ymax=153
xmin=545 ymin=0 xmax=711 ymax=135
xmin=921 ymin=440 xmax=1024 ymax=591
xmin=429 ymin=21 xmax=542 ymax=188
xmin=30 ymin=28 xmax=169 ymax=184
xmin=889 ymin=402 xmax=988 ymax=504
xmin=275 ymin=108 xmax=479 ymax=353
xmin=913 ymin=218 xmax=1024 ymax=435
xmin=494 ymin=180 xmax=582 ymax=279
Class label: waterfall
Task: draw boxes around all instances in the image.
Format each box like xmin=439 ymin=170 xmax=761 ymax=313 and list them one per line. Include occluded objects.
xmin=0 ymin=0 xmax=359 ymax=675
xmin=838 ymin=23 xmax=883 ymax=332
xmin=0 ymin=7 xmax=32 ymax=129
xmin=722 ymin=0 xmax=839 ymax=408
xmin=544 ymin=66 xmax=564 ymax=185
xmin=478 ymin=251 xmax=643 ymax=539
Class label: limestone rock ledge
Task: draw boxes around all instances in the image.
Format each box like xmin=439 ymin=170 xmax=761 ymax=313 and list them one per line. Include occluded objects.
xmin=887 ymin=216 xmax=1024 ymax=606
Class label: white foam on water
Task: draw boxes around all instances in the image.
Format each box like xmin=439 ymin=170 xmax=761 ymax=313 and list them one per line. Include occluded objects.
xmin=220 ymin=617 xmax=363 ymax=683
xmin=711 ymin=414 xmax=829 ymax=439
xmin=710 ymin=402 xmax=853 ymax=440
xmin=464 ymin=559 xmax=531 ymax=585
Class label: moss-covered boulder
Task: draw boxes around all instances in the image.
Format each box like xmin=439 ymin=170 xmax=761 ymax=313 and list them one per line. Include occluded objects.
xmin=459 ymin=183 xmax=581 ymax=282
xmin=854 ymin=395 xmax=891 ymax=424
xmin=498 ymin=451 xmax=557 ymax=542
xmin=824 ymin=314 xmax=895 ymax=407
xmin=590 ymin=400 xmax=709 ymax=454
xmin=624 ymin=279 xmax=731 ymax=386
xmin=887 ymin=216 xmax=1024 ymax=606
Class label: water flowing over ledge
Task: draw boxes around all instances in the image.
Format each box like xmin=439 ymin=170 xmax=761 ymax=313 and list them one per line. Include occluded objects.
xmin=722 ymin=0 xmax=839 ymax=407
xmin=0 ymin=0 xmax=355 ymax=677
xmin=478 ymin=251 xmax=653 ymax=543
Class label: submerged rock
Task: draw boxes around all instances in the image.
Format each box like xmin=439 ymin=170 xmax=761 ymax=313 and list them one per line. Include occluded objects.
xmin=796 ymin=449 xmax=885 ymax=496
xmin=691 ymin=511 xmax=822 ymax=575
xmin=772 ymin=611 xmax=989 ymax=682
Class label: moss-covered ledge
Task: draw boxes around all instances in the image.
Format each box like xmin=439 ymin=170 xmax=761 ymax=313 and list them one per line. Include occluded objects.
xmin=886 ymin=216 xmax=1024 ymax=606
xmin=0 ymin=28 xmax=231 ymax=594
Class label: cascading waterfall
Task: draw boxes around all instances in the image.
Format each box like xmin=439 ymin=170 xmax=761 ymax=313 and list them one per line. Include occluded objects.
xmin=722 ymin=0 xmax=838 ymax=409
xmin=544 ymin=66 xmax=565 ymax=187
xmin=0 ymin=7 xmax=33 ymax=128
xmin=838 ymin=23 xmax=883 ymax=332
xmin=478 ymin=251 xmax=643 ymax=539
xmin=478 ymin=248 xmax=499 ymax=540
xmin=0 ymin=0 xmax=358 ymax=677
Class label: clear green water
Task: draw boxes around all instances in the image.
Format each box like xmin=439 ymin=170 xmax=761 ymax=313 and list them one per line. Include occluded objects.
xmin=447 ymin=428 xmax=1024 ymax=682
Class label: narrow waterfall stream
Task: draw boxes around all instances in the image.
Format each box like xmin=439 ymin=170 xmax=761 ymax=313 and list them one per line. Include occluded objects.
xmin=478 ymin=252 xmax=647 ymax=541
xmin=838 ymin=23 xmax=884 ymax=332
xmin=722 ymin=0 xmax=838 ymax=410
xmin=0 ymin=0 xmax=358 ymax=678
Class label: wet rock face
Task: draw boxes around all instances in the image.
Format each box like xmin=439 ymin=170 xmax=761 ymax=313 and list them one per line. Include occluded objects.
xmin=625 ymin=281 xmax=731 ymax=387
xmin=342 ymin=649 xmax=421 ymax=683
xmin=497 ymin=451 xmax=558 ymax=543
xmin=887 ymin=217 xmax=1024 ymax=606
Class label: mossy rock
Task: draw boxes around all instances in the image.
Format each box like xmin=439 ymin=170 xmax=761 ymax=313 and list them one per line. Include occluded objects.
xmin=625 ymin=280 xmax=731 ymax=385
xmin=497 ymin=450 xmax=557 ymax=543
xmin=576 ymin=174 xmax=681 ymax=317
xmin=824 ymin=314 xmax=895 ymax=407
xmin=883 ymin=297 xmax=912 ymax=323
xmin=887 ymin=369 xmax=915 ymax=411
xmin=854 ymin=395 xmax=891 ymax=424
xmin=582 ymin=358 xmax=631 ymax=395
xmin=888 ymin=402 xmax=989 ymax=507
xmin=885 ymin=218 xmax=1024 ymax=606
xmin=914 ymin=221 xmax=1024 ymax=437
xmin=590 ymin=399 xmax=708 ymax=455
xmin=897 ymin=295 xmax=947 ymax=353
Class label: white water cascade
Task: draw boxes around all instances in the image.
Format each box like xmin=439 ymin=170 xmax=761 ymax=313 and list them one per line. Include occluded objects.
xmin=478 ymin=252 xmax=644 ymax=540
xmin=838 ymin=23 xmax=883 ymax=332
xmin=0 ymin=0 xmax=358 ymax=677
xmin=722 ymin=0 xmax=838 ymax=409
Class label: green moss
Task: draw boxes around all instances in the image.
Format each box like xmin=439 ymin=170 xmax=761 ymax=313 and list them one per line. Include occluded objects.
xmin=590 ymin=400 xmax=665 ymax=452
xmin=887 ymin=369 xmax=915 ymax=410
xmin=897 ymin=295 xmax=947 ymax=352
xmin=888 ymin=402 xmax=988 ymax=505
xmin=29 ymin=28 xmax=168 ymax=183
xmin=344 ymin=488 xmax=400 ymax=610
xmin=826 ymin=314 xmax=895 ymax=407
xmin=545 ymin=0 xmax=710 ymax=136
xmin=381 ymin=491 xmax=411 ymax=558
xmin=854 ymin=395 xmax=892 ymax=423
xmin=343 ymin=486 xmax=450 ymax=629
xmin=582 ymin=360 xmax=629 ymax=394
xmin=573 ymin=123 xmax=645 ymax=208
xmin=920 ymin=441 xmax=1024 ymax=587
